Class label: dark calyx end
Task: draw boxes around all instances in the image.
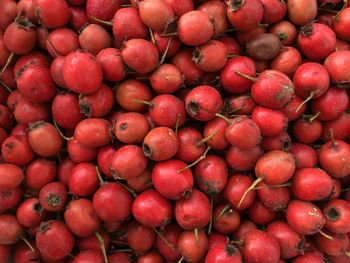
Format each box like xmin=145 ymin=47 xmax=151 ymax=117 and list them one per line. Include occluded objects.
xmin=297 ymin=238 xmax=305 ymax=254
xmin=34 ymin=202 xmax=43 ymax=213
xmin=46 ymin=194 xmax=61 ymax=207
xmin=276 ymin=33 xmax=288 ymax=41
xmin=230 ymin=0 xmax=244 ymax=10
xmin=39 ymin=221 xmax=52 ymax=234
xmin=226 ymin=243 xmax=238 ymax=256
xmin=16 ymin=16 xmax=35 ymax=30
xmin=187 ymin=101 xmax=200 ymax=116
xmin=183 ymin=189 xmax=192 ymax=199
xmin=142 ymin=143 xmax=152 ymax=157
xmin=301 ymin=24 xmax=314 ymax=37
xmin=79 ymin=101 xmax=92 ymax=117
xmin=29 ymin=120 xmax=44 ymax=130
xmin=326 ymin=207 xmax=341 ymax=221
xmin=282 ymin=139 xmax=291 ymax=151
xmin=119 ymin=122 xmax=128 ymax=131
xmin=335 ymin=81 xmax=350 ymax=89
xmin=192 ymin=48 xmax=202 ymax=65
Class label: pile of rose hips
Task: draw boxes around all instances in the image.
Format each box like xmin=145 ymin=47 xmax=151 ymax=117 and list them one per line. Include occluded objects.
xmin=1 ymin=0 xmax=350 ymax=262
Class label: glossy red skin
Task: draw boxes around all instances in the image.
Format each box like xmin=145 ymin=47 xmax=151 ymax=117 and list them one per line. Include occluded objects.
xmin=0 ymin=188 xmax=21 ymax=214
xmin=208 ymin=232 xmax=228 ymax=250
xmin=114 ymin=112 xmax=149 ymax=144
xmin=270 ymin=47 xmax=302 ymax=78
xmin=0 ymin=105 xmax=14 ymax=132
xmin=1 ymin=135 xmax=35 ymax=166
xmin=64 ymin=199 xmax=100 ymax=237
xmin=3 ymin=21 xmax=37 ymax=54
xmin=36 ymin=220 xmax=74 ymax=260
xmin=0 ymin=36 xmax=11 ymax=67
xmin=57 ymin=157 xmax=76 ymax=186
xmin=156 ymin=223 xmax=182 ymax=261
xmin=112 ymin=7 xmax=148 ymax=41
xmin=96 ymin=146 xmax=115 ymax=178
xmin=247 ymin=199 xmax=276 ymax=225
xmin=138 ymin=251 xmax=163 ymax=263
xmin=79 ymin=24 xmax=112 ymax=55
xmin=292 ymin=252 xmax=324 ymax=263
xmin=0 ymin=84 xmax=9 ymax=106
xmin=13 ymin=97 xmax=49 ymax=124
xmin=108 ymin=252 xmax=132 ymax=263
xmin=25 ymin=159 xmax=57 ymax=190
xmin=63 ymin=50 xmax=103 ymax=94
xmin=28 ymin=122 xmax=62 ymax=157
xmin=13 ymin=51 xmax=49 ymax=75
xmin=255 ymin=150 xmax=295 ymax=185
xmin=287 ymin=0 xmax=317 ymax=25
xmin=185 ymin=85 xmax=223 ymax=121
xmin=69 ymin=162 xmax=99 ymax=197
xmin=74 ymin=118 xmax=111 ymax=148
xmin=270 ymin=21 xmax=296 ymax=46
xmin=154 ymin=32 xmax=182 ymax=58
xmin=226 ymin=116 xmax=261 ymax=149
xmin=150 ymin=64 xmax=183 ymax=94
xmin=13 ymin=241 xmax=40 ymax=263
xmin=0 ymin=66 xmax=16 ymax=91
xmin=226 ymin=145 xmax=263 ymax=172
xmin=333 ymin=8 xmax=350 ymax=41
xmin=139 ymin=0 xmax=174 ymax=32
xmin=226 ymin=0 xmax=263 ymax=31
xmin=177 ymin=10 xmax=214 ymax=46
xmin=171 ymin=49 xmax=204 ymax=85
xmin=97 ymin=48 xmax=126 ymax=82
xmin=203 ymin=117 xmax=229 ymax=150
xmin=330 ymin=179 xmax=342 ymax=200
xmin=0 ymin=127 xmax=7 ymax=146
xmin=122 ymin=39 xmax=159 ymax=74
xmin=127 ymin=169 xmax=152 ymax=193
xmin=52 ymin=92 xmax=84 ymax=130
xmin=152 ymin=159 xmax=193 ymax=200
xmin=72 ymin=250 xmax=104 ymax=263
xmin=86 ymin=0 xmax=121 ymax=22
xmin=46 ymin=28 xmax=79 ymax=58
xmin=212 ymin=204 xmax=240 ymax=234
xmin=34 ymin=0 xmax=70 ymax=28
xmin=17 ymin=197 xmax=45 ymax=227
xmin=314 ymin=230 xmax=349 ymax=256
xmin=205 ymin=242 xmax=242 ymax=263
xmin=290 ymin=143 xmax=318 ymax=169
xmin=143 ymin=127 xmax=179 ymax=161
xmin=0 ymin=164 xmax=24 ymax=189
xmin=0 ymin=0 xmax=16 ymax=30
xmin=319 ymin=140 xmax=350 ymax=178
xmin=324 ymin=50 xmax=350 ymax=87
xmin=194 ymin=40 xmax=228 ymax=72
xmin=175 ymin=189 xmax=210 ymax=230
xmin=69 ymin=7 xmax=89 ymax=32
xmin=220 ymin=36 xmax=241 ymax=55
xmin=226 ymin=95 xmax=257 ymax=116
xmin=178 ymin=229 xmax=208 ymax=262
xmin=0 ymin=215 xmax=23 ymax=244
xmin=50 ymin=56 xmax=67 ymax=88
xmin=242 ymin=230 xmax=280 ymax=263
xmin=39 ymin=182 xmax=67 ymax=212
xmin=115 ymin=79 xmax=152 ymax=113
xmin=126 ymin=221 xmax=156 ymax=253
xmin=257 ymin=182 xmax=291 ymax=211
xmin=261 ymin=131 xmax=291 ymax=152
xmin=323 ymin=199 xmax=350 ymax=234
xmin=93 ymin=182 xmax=132 ymax=222
xmin=78 ymin=232 xmax=109 ymax=253
xmin=223 ymin=174 xmax=256 ymax=210
xmin=261 ymin=0 xmax=287 ymax=24
xmin=286 ymin=200 xmax=325 ymax=235
xmin=281 ymin=96 xmax=306 ymax=121
xmin=326 ymin=254 xmax=350 ymax=263
xmin=67 ymin=138 xmax=98 ymax=163
xmin=164 ymin=0 xmax=194 ymax=17
xmin=220 ymin=56 xmax=256 ymax=94
xmin=10 ymin=123 xmax=29 ymax=138
xmin=298 ymin=23 xmax=336 ymax=61
xmin=292 ymin=118 xmax=322 ymax=144
xmin=322 ymin=112 xmax=350 ymax=141
xmin=235 ymin=26 xmax=266 ymax=46
xmin=198 ymin=1 xmax=228 ymax=37
xmin=266 ymin=221 xmax=304 ymax=259
xmin=132 ymin=189 xmax=172 ymax=228
xmin=175 ymin=127 xmax=204 ymax=163
xmin=252 ymin=106 xmax=288 ymax=136
xmin=109 ymin=145 xmax=148 ymax=180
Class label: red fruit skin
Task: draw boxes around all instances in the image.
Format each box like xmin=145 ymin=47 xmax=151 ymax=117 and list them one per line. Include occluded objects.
xmin=1 ymin=134 xmax=35 ymax=166
xmin=39 ymin=182 xmax=67 ymax=212
xmin=86 ymin=0 xmax=121 ymax=22
xmin=314 ymin=230 xmax=349 ymax=256
xmin=292 ymin=252 xmax=324 ymax=263
xmin=3 ymin=21 xmax=37 ymax=54
xmin=323 ymin=199 xmax=350 ymax=234
xmin=139 ymin=0 xmax=174 ymax=32
xmin=242 ymin=230 xmax=280 ymax=263
xmin=57 ymin=157 xmax=76 ymax=186
xmin=260 ymin=131 xmax=292 ymax=152
xmin=292 ymin=118 xmax=322 ymax=144
xmin=69 ymin=7 xmax=89 ymax=32
xmin=333 ymin=8 xmax=350 ymax=41
xmin=112 ymin=7 xmax=149 ymax=41
xmin=154 ymin=32 xmax=182 ymax=59
xmin=261 ymin=0 xmax=287 ymax=24
xmin=205 ymin=242 xmax=242 ymax=263
xmin=322 ymin=112 xmax=350 ymax=141
xmin=220 ymin=36 xmax=241 ymax=55
xmin=0 ymin=0 xmax=17 ymax=31
xmin=93 ymin=182 xmax=132 ymax=223
xmin=220 ymin=56 xmax=256 ymax=94
xmin=69 ymin=162 xmax=99 ymax=197
xmin=34 ymin=0 xmax=70 ymax=28
xmin=175 ymin=127 xmax=204 ymax=163
xmin=97 ymin=48 xmax=126 ymax=82
xmin=126 ymin=221 xmax=156 ymax=253
xmin=246 ymin=199 xmax=276 ymax=225
xmin=319 ymin=140 xmax=350 ymax=178
xmin=78 ymin=232 xmax=109 ymax=253
xmin=121 ymin=39 xmax=159 ymax=74
xmin=203 ymin=117 xmax=229 ymax=150
xmin=252 ymin=106 xmax=288 ymax=136
xmin=13 ymin=99 xmax=50 ymax=126
xmin=198 ymin=0 xmax=228 ymax=37
xmin=17 ymin=197 xmax=45 ymax=227
xmin=266 ymin=221 xmax=304 ymax=259
xmin=257 ymin=182 xmax=291 ymax=211
xmin=150 ymin=64 xmax=183 ymax=94
xmin=175 ymin=189 xmax=211 ymax=230
xmin=46 ymin=28 xmax=79 ymax=58
xmin=290 ymin=143 xmax=318 ymax=169
xmin=270 ymin=47 xmax=302 ymax=78
xmin=50 ymin=56 xmax=67 ymax=88
xmin=193 ymin=40 xmax=228 ymax=72
xmin=138 ymin=251 xmax=163 ymax=263
xmin=324 ymin=50 xmax=350 ymax=88
xmin=226 ymin=0 xmax=263 ymax=31
xmin=287 ymin=0 xmax=317 ymax=26
xmin=226 ymin=145 xmax=263 ymax=172
xmin=0 ymin=188 xmax=21 ymax=214
xmin=108 ymin=252 xmax=132 ymax=263
xmin=74 ymin=118 xmax=111 ymax=148
xmin=64 ymin=199 xmax=100 ymax=237
xmin=286 ymin=200 xmax=325 ymax=236
xmin=96 ymin=145 xmax=115 ymax=178
xmin=269 ymin=21 xmax=297 ymax=46
xmin=67 ymin=138 xmax=98 ymax=163
xmin=36 ymin=220 xmax=74 ymax=260
xmin=25 ymin=158 xmax=57 ymax=190
xmin=132 ymin=189 xmax=172 ymax=228
xmin=152 ymin=159 xmax=194 ymax=200
xmin=63 ymin=50 xmax=103 ymax=94
xmin=0 ymin=215 xmax=23 ymax=245
xmin=156 ymin=223 xmax=182 ymax=261
xmin=127 ymin=169 xmax=152 ymax=193
xmin=213 ymin=204 xmax=240 ymax=234
xmin=177 ymin=10 xmax=214 ymax=46
xmin=0 ymin=164 xmax=24 ymax=189
xmin=13 ymin=241 xmax=40 ymax=263
xmin=79 ymin=24 xmax=112 ymax=55
xmin=178 ymin=229 xmax=208 ymax=262
xmin=114 ymin=113 xmax=149 ymax=144
xmin=298 ymin=23 xmax=336 ymax=61
xmin=72 ymin=250 xmax=104 ymax=263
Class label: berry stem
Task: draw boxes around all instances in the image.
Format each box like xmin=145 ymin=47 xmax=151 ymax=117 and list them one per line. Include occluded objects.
xmin=95 ymin=232 xmax=108 ymax=263
xmin=153 ymin=227 xmax=177 ymax=252
xmin=131 ymin=99 xmax=153 ymax=107
xmin=177 ymin=146 xmax=211 ymax=173
xmin=95 ymin=166 xmax=104 ymax=185
xmin=237 ymin=177 xmax=263 ymax=208
xmin=0 ymin=52 xmax=14 ymax=77
xmin=295 ymin=92 xmax=314 ymax=113
xmin=207 ymin=195 xmax=214 ymax=235
xmin=318 ymin=229 xmax=333 ymax=240
xmin=159 ymin=35 xmax=173 ymax=65
xmin=216 ymin=203 xmax=231 ymax=221
xmin=197 ymin=130 xmax=218 ymax=147
xmin=235 ymin=71 xmax=257 ymax=82
xmin=21 ymin=237 xmax=35 ymax=253
xmin=53 ymin=119 xmax=72 ymax=141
